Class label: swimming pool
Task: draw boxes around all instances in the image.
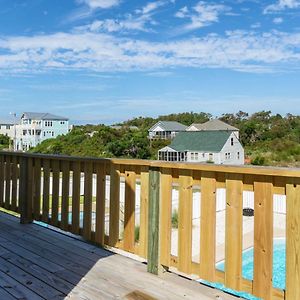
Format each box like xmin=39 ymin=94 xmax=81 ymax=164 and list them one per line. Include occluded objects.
xmin=199 ymin=238 xmax=286 ymax=300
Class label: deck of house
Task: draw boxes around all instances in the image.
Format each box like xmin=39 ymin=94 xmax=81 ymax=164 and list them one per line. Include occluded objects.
xmin=0 ymin=211 xmax=237 ymax=300
xmin=1 ymin=152 xmax=300 ymax=299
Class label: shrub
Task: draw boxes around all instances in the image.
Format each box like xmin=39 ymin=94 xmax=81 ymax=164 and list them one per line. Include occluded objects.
xmin=252 ymin=155 xmax=265 ymax=166
xmin=135 ymin=225 xmax=140 ymax=242
xmin=172 ymin=210 xmax=178 ymax=229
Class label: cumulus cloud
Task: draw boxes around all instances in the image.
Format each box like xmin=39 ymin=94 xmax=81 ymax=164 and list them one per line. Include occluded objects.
xmin=77 ymin=0 xmax=120 ymax=9
xmin=264 ymin=0 xmax=300 ymax=14
xmin=175 ymin=1 xmax=230 ymax=31
xmin=0 ymin=30 xmax=300 ymax=74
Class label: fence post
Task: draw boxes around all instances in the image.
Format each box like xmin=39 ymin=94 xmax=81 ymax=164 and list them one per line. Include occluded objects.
xmin=20 ymin=156 xmax=33 ymax=224
xmin=147 ymin=166 xmax=161 ymax=275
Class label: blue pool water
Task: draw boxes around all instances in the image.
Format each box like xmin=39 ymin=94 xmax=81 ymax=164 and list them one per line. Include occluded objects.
xmin=199 ymin=239 xmax=286 ymax=300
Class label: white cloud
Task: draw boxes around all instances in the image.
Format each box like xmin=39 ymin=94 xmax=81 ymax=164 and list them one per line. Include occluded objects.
xmin=77 ymin=0 xmax=120 ymax=9
xmin=76 ymin=16 xmax=150 ymax=33
xmin=75 ymin=1 xmax=174 ymax=33
xmin=136 ymin=1 xmax=166 ymax=14
xmin=264 ymin=0 xmax=300 ymax=14
xmin=251 ymin=22 xmax=261 ymax=29
xmin=175 ymin=1 xmax=230 ymax=31
xmin=0 ymin=30 xmax=300 ymax=74
xmin=273 ymin=17 xmax=283 ymax=23
xmin=175 ymin=6 xmax=189 ymax=18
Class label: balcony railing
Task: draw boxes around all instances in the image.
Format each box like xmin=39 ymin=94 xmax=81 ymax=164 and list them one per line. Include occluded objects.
xmin=0 ymin=151 xmax=299 ymax=300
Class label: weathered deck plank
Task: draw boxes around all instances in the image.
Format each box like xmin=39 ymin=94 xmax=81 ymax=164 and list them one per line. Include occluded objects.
xmin=0 ymin=211 xmax=237 ymax=300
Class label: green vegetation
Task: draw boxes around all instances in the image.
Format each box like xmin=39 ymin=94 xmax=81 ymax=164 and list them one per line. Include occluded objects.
xmin=30 ymin=111 xmax=300 ymax=167
xmin=0 ymin=134 xmax=9 ymax=150
xmin=172 ymin=209 xmax=178 ymax=229
xmin=135 ymin=225 xmax=140 ymax=242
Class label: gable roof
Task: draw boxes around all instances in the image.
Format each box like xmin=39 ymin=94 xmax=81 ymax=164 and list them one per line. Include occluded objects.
xmin=149 ymin=121 xmax=187 ymax=132
xmin=188 ymin=119 xmax=239 ymax=131
xmin=21 ymin=112 xmax=68 ymax=121
xmin=168 ymin=131 xmax=232 ymax=152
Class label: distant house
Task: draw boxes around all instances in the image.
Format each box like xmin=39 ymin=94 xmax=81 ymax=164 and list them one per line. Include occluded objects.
xmin=15 ymin=112 xmax=70 ymax=151
xmin=186 ymin=119 xmax=239 ymax=138
xmin=148 ymin=121 xmax=187 ymax=140
xmin=158 ymin=131 xmax=244 ymax=165
xmin=0 ymin=123 xmax=14 ymax=137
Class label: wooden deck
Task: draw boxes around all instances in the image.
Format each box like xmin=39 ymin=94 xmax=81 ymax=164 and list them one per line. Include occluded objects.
xmin=0 ymin=211 xmax=237 ymax=300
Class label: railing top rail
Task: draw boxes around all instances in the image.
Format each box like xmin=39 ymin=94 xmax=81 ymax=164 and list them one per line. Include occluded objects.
xmin=1 ymin=150 xmax=300 ymax=178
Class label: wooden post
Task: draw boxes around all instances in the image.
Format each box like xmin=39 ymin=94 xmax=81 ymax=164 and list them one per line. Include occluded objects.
xmin=19 ymin=156 xmax=33 ymax=224
xmin=286 ymin=181 xmax=300 ymax=300
xmin=147 ymin=167 xmax=160 ymax=275
xmin=253 ymin=177 xmax=273 ymax=300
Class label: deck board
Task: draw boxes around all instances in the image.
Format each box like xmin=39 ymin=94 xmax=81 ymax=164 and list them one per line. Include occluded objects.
xmin=0 ymin=211 xmax=237 ymax=300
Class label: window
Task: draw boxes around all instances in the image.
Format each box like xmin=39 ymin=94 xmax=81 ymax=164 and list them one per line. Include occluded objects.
xmin=45 ymin=121 xmax=53 ymax=127
xmin=202 ymin=153 xmax=205 ymax=158
xmin=191 ymin=152 xmax=195 ymax=160
xmin=225 ymin=152 xmax=231 ymax=160
xmin=231 ymin=138 xmax=234 ymax=146
xmin=209 ymin=153 xmax=213 ymax=161
xmin=237 ymin=152 xmax=240 ymax=159
xmin=60 ymin=121 xmax=65 ymax=125
xmin=52 ymin=131 xmax=54 ymax=137
xmin=6 ymin=125 xmax=10 ymax=129
xmin=195 ymin=153 xmax=198 ymax=160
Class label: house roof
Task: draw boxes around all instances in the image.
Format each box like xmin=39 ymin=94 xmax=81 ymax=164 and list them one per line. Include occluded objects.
xmin=167 ymin=131 xmax=232 ymax=152
xmin=188 ymin=119 xmax=239 ymax=131
xmin=149 ymin=121 xmax=187 ymax=132
xmin=21 ymin=112 xmax=68 ymax=121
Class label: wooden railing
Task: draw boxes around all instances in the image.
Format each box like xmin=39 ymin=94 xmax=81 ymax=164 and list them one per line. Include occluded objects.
xmin=0 ymin=151 xmax=300 ymax=300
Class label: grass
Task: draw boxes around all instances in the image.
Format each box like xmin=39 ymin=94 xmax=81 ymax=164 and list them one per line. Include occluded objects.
xmin=41 ymin=195 xmax=96 ymax=209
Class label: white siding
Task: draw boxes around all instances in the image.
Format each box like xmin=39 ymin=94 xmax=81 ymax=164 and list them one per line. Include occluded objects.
xmin=220 ymin=132 xmax=244 ymax=165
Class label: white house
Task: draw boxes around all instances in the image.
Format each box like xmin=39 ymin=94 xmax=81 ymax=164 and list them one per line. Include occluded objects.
xmin=15 ymin=112 xmax=70 ymax=151
xmin=0 ymin=123 xmax=14 ymax=137
xmin=148 ymin=121 xmax=187 ymax=140
xmin=186 ymin=119 xmax=240 ymax=138
xmin=158 ymin=131 xmax=244 ymax=165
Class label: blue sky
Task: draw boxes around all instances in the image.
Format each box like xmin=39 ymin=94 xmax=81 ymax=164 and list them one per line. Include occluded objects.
xmin=0 ymin=0 xmax=300 ymax=124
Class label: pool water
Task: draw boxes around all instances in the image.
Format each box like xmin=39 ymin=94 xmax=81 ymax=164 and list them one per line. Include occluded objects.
xmin=199 ymin=239 xmax=286 ymax=300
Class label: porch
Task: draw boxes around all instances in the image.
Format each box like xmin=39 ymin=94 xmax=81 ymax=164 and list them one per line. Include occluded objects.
xmin=0 ymin=151 xmax=300 ymax=299
xmin=0 ymin=211 xmax=235 ymax=300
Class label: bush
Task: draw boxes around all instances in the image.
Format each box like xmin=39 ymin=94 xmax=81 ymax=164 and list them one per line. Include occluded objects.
xmin=135 ymin=225 xmax=140 ymax=242
xmin=252 ymin=155 xmax=265 ymax=166
xmin=172 ymin=210 xmax=178 ymax=229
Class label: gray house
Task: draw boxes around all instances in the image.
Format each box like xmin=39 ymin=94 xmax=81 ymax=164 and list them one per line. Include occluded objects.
xmin=158 ymin=131 xmax=244 ymax=165
xmin=148 ymin=121 xmax=187 ymax=140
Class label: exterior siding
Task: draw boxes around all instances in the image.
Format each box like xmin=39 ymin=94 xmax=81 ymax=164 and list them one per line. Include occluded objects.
xmin=0 ymin=124 xmax=14 ymax=137
xmin=219 ymin=133 xmax=244 ymax=165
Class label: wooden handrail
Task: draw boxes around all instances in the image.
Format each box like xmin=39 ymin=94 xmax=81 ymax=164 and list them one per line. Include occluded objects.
xmin=1 ymin=150 xmax=300 ymax=177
